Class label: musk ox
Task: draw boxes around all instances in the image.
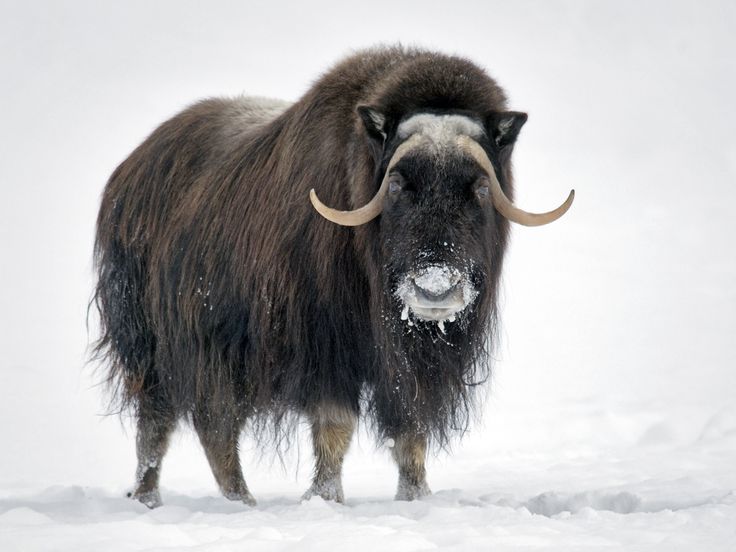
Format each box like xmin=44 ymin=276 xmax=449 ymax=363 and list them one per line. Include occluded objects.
xmin=93 ymin=46 xmax=573 ymax=507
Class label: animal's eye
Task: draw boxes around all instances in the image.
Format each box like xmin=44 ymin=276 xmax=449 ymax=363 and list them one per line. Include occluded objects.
xmin=475 ymin=178 xmax=490 ymax=199
xmin=388 ymin=174 xmax=404 ymax=195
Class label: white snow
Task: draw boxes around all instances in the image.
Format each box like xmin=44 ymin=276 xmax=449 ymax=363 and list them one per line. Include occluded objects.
xmin=395 ymin=265 xmax=478 ymax=329
xmin=413 ymin=265 xmax=458 ymax=296
xmin=1 ymin=401 xmax=735 ymax=551
xmin=2 ymin=1 xmax=736 ymax=550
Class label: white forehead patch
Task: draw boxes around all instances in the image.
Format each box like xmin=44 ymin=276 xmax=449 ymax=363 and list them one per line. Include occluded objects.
xmin=396 ymin=113 xmax=484 ymax=150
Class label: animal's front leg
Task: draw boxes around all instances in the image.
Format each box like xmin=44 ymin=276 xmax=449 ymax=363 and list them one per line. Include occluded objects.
xmin=392 ymin=432 xmax=431 ymax=500
xmin=302 ymin=402 xmax=357 ymax=503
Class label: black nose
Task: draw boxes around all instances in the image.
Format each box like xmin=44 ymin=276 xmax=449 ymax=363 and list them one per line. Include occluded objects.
xmin=412 ymin=281 xmax=459 ymax=303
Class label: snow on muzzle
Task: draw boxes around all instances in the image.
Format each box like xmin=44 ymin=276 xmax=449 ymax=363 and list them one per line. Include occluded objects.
xmin=395 ymin=265 xmax=479 ymax=329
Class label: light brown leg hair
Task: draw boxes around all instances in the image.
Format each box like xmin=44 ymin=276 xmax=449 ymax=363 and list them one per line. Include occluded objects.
xmin=129 ymin=411 xmax=177 ymax=508
xmin=392 ymin=433 xmax=431 ymax=501
xmin=302 ymin=403 xmax=357 ymax=503
xmin=193 ymin=411 xmax=256 ymax=506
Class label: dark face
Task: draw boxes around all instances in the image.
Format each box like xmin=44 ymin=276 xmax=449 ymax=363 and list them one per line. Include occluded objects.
xmin=377 ymin=114 xmax=502 ymax=331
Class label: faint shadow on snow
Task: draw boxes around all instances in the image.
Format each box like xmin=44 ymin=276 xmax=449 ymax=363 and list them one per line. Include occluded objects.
xmin=476 ymin=489 xmax=735 ymax=517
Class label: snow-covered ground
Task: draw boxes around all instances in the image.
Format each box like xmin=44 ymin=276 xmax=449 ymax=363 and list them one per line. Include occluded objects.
xmin=1 ymin=1 xmax=735 ymax=550
xmin=3 ymin=398 xmax=736 ymax=550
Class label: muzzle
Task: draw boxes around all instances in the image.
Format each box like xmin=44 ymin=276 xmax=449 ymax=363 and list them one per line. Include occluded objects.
xmin=395 ymin=264 xmax=478 ymax=330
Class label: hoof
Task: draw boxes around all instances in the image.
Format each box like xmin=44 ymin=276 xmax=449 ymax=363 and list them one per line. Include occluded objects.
xmin=302 ymin=479 xmax=344 ymax=503
xmin=395 ymin=480 xmax=431 ymax=501
xmin=128 ymin=489 xmax=162 ymax=509
xmin=223 ymin=489 xmax=257 ymax=507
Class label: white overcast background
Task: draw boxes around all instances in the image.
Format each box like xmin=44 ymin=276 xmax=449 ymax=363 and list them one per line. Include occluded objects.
xmin=1 ymin=1 xmax=735 ymax=550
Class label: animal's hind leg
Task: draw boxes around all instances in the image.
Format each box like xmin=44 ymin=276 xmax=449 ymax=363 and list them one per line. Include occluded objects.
xmin=392 ymin=432 xmax=431 ymax=501
xmin=302 ymin=402 xmax=357 ymax=503
xmin=192 ymin=409 xmax=256 ymax=506
xmin=129 ymin=406 xmax=177 ymax=509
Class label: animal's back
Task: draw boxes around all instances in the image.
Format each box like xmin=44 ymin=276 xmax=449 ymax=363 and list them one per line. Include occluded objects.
xmin=98 ymin=96 xmax=289 ymax=249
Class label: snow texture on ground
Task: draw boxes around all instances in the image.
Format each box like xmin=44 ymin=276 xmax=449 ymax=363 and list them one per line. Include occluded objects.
xmin=2 ymin=401 xmax=736 ymax=551
xmin=1 ymin=0 xmax=735 ymax=550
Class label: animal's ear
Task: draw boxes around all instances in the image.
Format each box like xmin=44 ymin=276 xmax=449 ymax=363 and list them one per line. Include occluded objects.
xmin=486 ymin=111 xmax=528 ymax=150
xmin=357 ymin=105 xmax=388 ymax=144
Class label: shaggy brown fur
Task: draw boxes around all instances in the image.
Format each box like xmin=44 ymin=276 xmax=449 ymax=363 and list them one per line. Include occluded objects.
xmin=94 ymin=46 xmax=518 ymax=506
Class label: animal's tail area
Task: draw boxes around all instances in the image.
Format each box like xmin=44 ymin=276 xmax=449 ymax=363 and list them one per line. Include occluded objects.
xmin=90 ymin=236 xmax=156 ymax=415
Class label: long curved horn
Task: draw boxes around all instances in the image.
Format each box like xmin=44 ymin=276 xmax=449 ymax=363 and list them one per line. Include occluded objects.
xmin=457 ymin=135 xmax=574 ymax=227
xmin=310 ymin=134 xmax=422 ymax=226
